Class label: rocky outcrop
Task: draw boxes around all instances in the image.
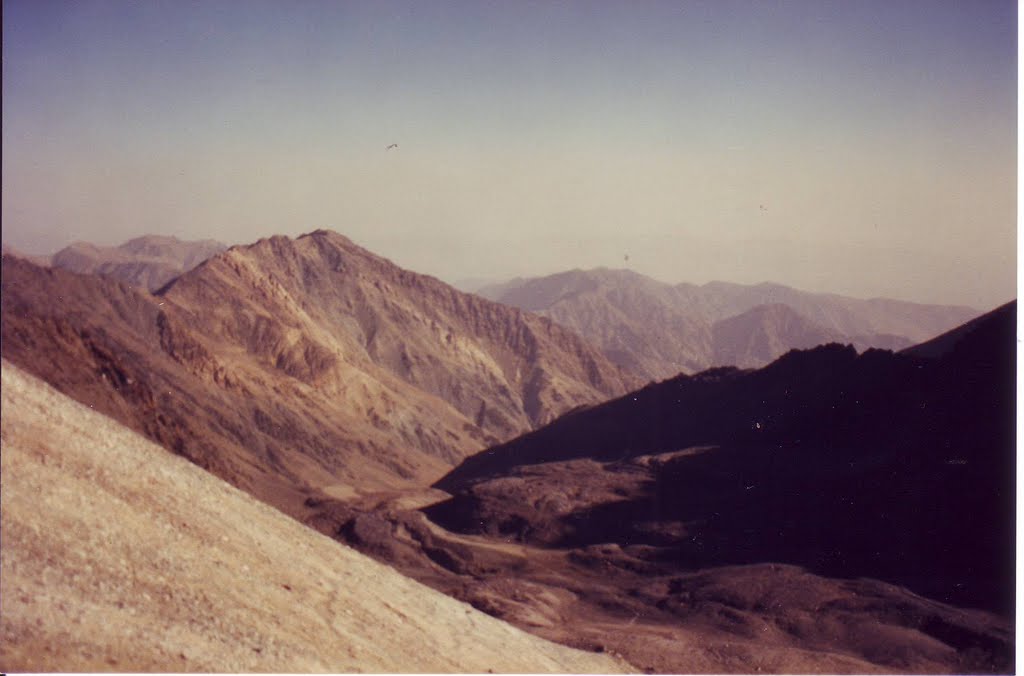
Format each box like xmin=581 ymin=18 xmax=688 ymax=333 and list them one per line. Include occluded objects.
xmin=1 ymin=231 xmax=639 ymax=515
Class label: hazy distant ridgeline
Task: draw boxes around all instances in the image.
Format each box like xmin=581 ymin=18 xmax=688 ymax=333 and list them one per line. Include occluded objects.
xmin=45 ymin=235 xmax=229 ymax=292
xmin=2 ymin=235 xmax=227 ymax=288
xmin=8 ymin=232 xmax=979 ymax=378
xmin=475 ymin=269 xmax=979 ymax=378
xmin=0 ymin=243 xmax=53 ymax=268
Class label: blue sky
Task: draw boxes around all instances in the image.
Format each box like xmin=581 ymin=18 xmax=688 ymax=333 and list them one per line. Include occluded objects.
xmin=2 ymin=0 xmax=1016 ymax=307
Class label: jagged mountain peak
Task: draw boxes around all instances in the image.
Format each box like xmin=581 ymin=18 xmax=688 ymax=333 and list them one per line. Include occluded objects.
xmin=2 ymin=231 xmax=639 ymax=515
xmin=167 ymin=230 xmax=640 ymax=430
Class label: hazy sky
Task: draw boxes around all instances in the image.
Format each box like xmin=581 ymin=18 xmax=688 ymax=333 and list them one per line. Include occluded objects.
xmin=2 ymin=0 xmax=1016 ymax=308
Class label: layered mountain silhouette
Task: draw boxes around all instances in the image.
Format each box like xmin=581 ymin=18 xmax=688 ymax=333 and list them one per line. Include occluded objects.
xmin=476 ymin=269 xmax=978 ymax=378
xmin=1 ymin=231 xmax=1013 ymax=673
xmin=47 ymin=235 xmax=229 ymax=291
xmin=431 ymin=302 xmax=1015 ymax=618
xmin=1 ymin=230 xmax=638 ymax=518
xmin=711 ymin=303 xmax=842 ymax=368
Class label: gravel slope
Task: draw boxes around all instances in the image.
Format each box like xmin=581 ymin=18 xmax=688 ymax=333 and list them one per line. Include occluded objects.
xmin=0 ymin=360 xmax=633 ymax=673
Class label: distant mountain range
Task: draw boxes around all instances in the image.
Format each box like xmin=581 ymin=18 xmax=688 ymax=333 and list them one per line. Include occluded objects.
xmin=0 ymin=230 xmax=1013 ymax=673
xmin=1 ymin=231 xmax=637 ymax=517
xmin=3 ymin=235 xmax=228 ymax=292
xmin=6 ymin=237 xmax=980 ymax=379
xmin=51 ymin=235 xmax=229 ymax=291
xmin=474 ymin=269 xmax=980 ymax=378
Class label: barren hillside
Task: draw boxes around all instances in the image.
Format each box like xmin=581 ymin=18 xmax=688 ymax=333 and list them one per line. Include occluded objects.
xmin=1 ymin=232 xmax=638 ymax=516
xmin=0 ymin=361 xmax=632 ymax=674
xmin=162 ymin=230 xmax=639 ymax=435
xmin=2 ymin=234 xmax=1010 ymax=674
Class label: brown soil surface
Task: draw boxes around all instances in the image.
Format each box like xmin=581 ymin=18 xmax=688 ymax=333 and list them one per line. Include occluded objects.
xmin=311 ymin=453 xmax=1012 ymax=674
xmin=0 ymin=361 xmax=633 ymax=673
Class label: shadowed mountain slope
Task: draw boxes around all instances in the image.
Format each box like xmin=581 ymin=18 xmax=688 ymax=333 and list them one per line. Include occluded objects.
xmin=902 ymin=300 xmax=1017 ymax=359
xmin=478 ymin=269 xmax=977 ymax=378
xmin=50 ymin=235 xmax=228 ymax=291
xmin=0 ymin=361 xmax=632 ymax=674
xmin=296 ymin=303 xmax=1013 ymax=673
xmin=432 ymin=302 xmax=1015 ymax=617
xmin=1 ymin=231 xmax=638 ymax=516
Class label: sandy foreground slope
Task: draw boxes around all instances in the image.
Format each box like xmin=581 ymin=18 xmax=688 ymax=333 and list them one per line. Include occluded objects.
xmin=0 ymin=361 xmax=632 ymax=673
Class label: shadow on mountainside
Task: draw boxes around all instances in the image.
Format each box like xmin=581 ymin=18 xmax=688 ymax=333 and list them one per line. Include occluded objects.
xmin=428 ymin=302 xmax=1015 ymax=617
xmin=276 ymin=300 xmax=1017 ymax=673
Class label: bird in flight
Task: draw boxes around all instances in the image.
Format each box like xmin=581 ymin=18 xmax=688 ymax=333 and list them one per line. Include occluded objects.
xmin=386 ymin=143 xmax=398 ymax=150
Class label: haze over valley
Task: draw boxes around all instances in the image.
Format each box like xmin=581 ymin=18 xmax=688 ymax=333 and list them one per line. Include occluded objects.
xmin=2 ymin=2 xmax=1015 ymax=310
